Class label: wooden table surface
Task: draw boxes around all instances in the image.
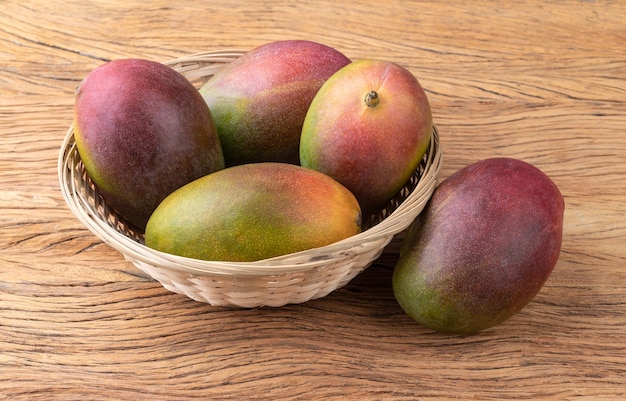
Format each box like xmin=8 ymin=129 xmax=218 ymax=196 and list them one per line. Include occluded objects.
xmin=2 ymin=1 xmax=625 ymax=399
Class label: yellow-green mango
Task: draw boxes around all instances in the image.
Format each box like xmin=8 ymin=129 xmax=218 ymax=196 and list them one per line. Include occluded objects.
xmin=145 ymin=162 xmax=362 ymax=262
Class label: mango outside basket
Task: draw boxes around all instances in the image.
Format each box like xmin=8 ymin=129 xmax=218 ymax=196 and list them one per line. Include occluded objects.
xmin=58 ymin=50 xmax=443 ymax=308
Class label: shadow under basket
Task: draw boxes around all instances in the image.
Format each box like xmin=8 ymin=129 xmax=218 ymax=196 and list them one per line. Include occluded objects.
xmin=58 ymin=50 xmax=443 ymax=308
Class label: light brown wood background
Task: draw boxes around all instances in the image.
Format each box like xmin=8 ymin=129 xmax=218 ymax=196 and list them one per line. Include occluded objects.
xmin=1 ymin=1 xmax=625 ymax=399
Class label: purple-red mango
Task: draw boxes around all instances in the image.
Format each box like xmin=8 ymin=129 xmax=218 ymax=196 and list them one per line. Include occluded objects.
xmin=73 ymin=58 xmax=224 ymax=229
xmin=392 ymin=158 xmax=564 ymax=334
xmin=199 ymin=40 xmax=351 ymax=166
xmin=299 ymin=59 xmax=432 ymax=213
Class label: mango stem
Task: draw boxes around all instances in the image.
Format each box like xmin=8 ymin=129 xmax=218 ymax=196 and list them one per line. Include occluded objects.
xmin=364 ymin=90 xmax=380 ymax=108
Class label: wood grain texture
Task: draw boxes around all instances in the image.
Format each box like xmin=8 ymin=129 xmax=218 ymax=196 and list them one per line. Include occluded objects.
xmin=1 ymin=0 xmax=625 ymax=399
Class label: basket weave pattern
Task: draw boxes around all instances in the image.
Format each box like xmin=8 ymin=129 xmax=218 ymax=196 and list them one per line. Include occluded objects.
xmin=58 ymin=51 xmax=443 ymax=307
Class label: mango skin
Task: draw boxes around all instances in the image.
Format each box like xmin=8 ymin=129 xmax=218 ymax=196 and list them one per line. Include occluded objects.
xmin=392 ymin=158 xmax=564 ymax=334
xmin=199 ymin=40 xmax=351 ymax=166
xmin=73 ymin=58 xmax=224 ymax=229
xmin=300 ymin=59 xmax=432 ymax=213
xmin=145 ymin=162 xmax=362 ymax=262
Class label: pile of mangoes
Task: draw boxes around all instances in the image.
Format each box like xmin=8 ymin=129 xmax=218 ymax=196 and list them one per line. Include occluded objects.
xmin=73 ymin=40 xmax=432 ymax=259
xmin=72 ymin=40 xmax=564 ymax=334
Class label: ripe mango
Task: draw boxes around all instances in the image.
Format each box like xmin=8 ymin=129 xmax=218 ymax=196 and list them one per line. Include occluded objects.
xmin=199 ymin=40 xmax=351 ymax=166
xmin=144 ymin=162 xmax=362 ymax=262
xmin=73 ymin=58 xmax=224 ymax=229
xmin=392 ymin=158 xmax=564 ymax=334
xmin=300 ymin=59 xmax=432 ymax=213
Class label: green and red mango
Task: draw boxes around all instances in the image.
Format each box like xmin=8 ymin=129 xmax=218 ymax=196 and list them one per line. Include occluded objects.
xmin=199 ymin=40 xmax=351 ymax=166
xmin=299 ymin=59 xmax=432 ymax=213
xmin=392 ymin=158 xmax=564 ymax=334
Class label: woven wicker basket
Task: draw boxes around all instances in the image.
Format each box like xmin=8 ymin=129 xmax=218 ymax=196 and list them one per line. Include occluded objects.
xmin=58 ymin=50 xmax=443 ymax=308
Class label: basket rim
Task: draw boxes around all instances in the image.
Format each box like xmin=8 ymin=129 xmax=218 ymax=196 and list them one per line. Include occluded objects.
xmin=58 ymin=52 xmax=443 ymax=277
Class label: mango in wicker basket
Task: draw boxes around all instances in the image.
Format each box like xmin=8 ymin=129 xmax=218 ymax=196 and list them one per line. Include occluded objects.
xmin=392 ymin=158 xmax=564 ymax=334
xmin=73 ymin=58 xmax=224 ymax=229
xmin=199 ymin=40 xmax=350 ymax=166
xmin=300 ymin=59 xmax=432 ymax=213
xmin=144 ymin=162 xmax=362 ymax=262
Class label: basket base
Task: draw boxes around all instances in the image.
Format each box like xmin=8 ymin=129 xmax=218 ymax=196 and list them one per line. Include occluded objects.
xmin=129 ymin=247 xmax=384 ymax=308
